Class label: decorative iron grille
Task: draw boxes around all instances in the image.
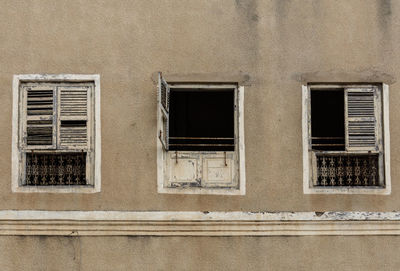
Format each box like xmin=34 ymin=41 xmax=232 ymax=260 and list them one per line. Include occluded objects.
xmin=315 ymin=153 xmax=379 ymax=187
xmin=25 ymin=153 xmax=86 ymax=185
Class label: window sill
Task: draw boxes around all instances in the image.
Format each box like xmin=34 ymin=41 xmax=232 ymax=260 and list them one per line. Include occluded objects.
xmin=12 ymin=185 xmax=100 ymax=193
xmin=303 ymin=186 xmax=390 ymax=195
xmin=158 ymin=186 xmax=245 ymax=195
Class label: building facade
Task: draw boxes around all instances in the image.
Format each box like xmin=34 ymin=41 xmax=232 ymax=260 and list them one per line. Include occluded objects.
xmin=1 ymin=0 xmax=400 ymax=270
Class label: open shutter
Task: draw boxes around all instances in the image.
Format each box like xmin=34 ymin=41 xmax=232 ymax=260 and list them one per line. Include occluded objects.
xmin=58 ymin=86 xmax=90 ymax=150
xmin=345 ymin=87 xmax=380 ymax=151
xmin=158 ymin=72 xmax=169 ymax=151
xmin=23 ymin=85 xmax=56 ymax=149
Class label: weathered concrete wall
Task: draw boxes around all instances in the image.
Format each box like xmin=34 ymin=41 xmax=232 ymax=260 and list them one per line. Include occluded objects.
xmin=0 ymin=236 xmax=399 ymax=271
xmin=0 ymin=0 xmax=399 ymax=212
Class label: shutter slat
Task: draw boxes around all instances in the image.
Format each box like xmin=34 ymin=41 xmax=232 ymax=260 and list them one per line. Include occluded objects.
xmin=346 ymin=88 xmax=378 ymax=151
xmin=26 ymin=87 xmax=54 ymax=146
xmin=59 ymin=87 xmax=89 ymax=148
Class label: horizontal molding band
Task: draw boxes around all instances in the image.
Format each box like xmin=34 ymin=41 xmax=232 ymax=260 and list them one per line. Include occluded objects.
xmin=0 ymin=211 xmax=400 ymax=236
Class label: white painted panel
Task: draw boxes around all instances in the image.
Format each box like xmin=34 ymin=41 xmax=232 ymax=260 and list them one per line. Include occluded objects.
xmin=170 ymin=158 xmax=199 ymax=186
xmin=203 ymin=158 xmax=234 ymax=186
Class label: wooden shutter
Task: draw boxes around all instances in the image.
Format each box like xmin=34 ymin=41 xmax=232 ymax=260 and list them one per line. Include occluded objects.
xmin=158 ymin=73 xmax=169 ymax=151
xmin=345 ymin=87 xmax=380 ymax=151
xmin=23 ymin=86 xmax=56 ymax=149
xmin=58 ymin=86 xmax=90 ymax=150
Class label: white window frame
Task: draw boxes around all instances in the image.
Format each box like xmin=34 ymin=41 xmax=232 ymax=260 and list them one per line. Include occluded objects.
xmin=302 ymin=83 xmax=390 ymax=194
xmin=157 ymin=80 xmax=246 ymax=195
xmin=11 ymin=74 xmax=101 ymax=193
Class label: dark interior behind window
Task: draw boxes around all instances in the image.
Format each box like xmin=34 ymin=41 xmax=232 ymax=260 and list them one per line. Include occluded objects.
xmin=169 ymin=88 xmax=234 ymax=151
xmin=311 ymin=89 xmax=345 ymax=151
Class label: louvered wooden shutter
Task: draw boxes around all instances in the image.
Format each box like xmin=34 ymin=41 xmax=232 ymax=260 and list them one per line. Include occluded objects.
xmin=58 ymin=86 xmax=90 ymax=150
xmin=24 ymin=86 xmax=56 ymax=148
xmin=345 ymin=87 xmax=380 ymax=151
xmin=158 ymin=73 xmax=169 ymax=151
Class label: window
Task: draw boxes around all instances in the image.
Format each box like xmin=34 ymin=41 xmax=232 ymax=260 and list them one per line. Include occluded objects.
xmin=157 ymin=73 xmax=245 ymax=195
xmin=12 ymin=74 xmax=101 ymax=193
xmin=302 ymin=84 xmax=390 ymax=194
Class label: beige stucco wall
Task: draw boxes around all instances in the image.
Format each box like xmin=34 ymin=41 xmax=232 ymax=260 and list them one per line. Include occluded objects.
xmin=2 ymin=1 xmax=400 ymax=270
xmin=0 ymin=0 xmax=399 ymax=212
xmin=0 ymin=236 xmax=399 ymax=271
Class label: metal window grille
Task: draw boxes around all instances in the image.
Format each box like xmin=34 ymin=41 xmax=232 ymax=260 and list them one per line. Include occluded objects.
xmin=315 ymin=153 xmax=379 ymax=187
xmin=25 ymin=153 xmax=86 ymax=186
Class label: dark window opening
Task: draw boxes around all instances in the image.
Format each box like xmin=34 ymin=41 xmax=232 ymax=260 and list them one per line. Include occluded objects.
xmin=169 ymin=88 xmax=234 ymax=151
xmin=311 ymin=89 xmax=345 ymax=151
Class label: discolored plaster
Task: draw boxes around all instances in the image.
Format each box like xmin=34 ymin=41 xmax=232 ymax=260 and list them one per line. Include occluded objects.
xmin=293 ymin=69 xmax=396 ymax=85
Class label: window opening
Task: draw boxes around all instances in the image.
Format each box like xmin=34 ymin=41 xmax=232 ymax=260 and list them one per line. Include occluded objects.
xmin=311 ymin=89 xmax=345 ymax=151
xmin=304 ymin=84 xmax=388 ymax=191
xmin=169 ymin=88 xmax=235 ymax=151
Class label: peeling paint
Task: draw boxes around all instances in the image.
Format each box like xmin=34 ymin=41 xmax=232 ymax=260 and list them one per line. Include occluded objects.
xmin=315 ymin=212 xmax=324 ymax=217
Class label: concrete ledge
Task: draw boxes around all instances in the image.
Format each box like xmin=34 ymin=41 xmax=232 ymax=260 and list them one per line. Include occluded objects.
xmin=1 ymin=211 xmax=400 ymax=236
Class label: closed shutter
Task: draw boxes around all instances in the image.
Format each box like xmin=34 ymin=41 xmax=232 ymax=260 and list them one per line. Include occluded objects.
xmin=24 ymin=86 xmax=56 ymax=148
xmin=158 ymin=73 xmax=169 ymax=151
xmin=17 ymin=80 xmax=98 ymax=188
xmin=58 ymin=86 xmax=90 ymax=149
xmin=345 ymin=87 xmax=380 ymax=151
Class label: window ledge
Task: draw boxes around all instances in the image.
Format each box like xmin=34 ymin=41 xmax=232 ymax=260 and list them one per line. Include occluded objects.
xmin=12 ymin=185 xmax=100 ymax=194
xmin=303 ymin=186 xmax=391 ymax=195
xmin=158 ymin=186 xmax=245 ymax=195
